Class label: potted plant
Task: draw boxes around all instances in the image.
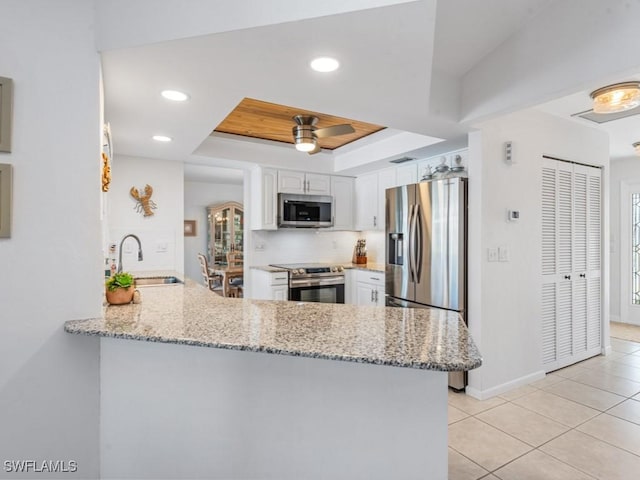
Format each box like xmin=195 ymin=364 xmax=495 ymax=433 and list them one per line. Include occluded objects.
xmin=105 ymin=272 xmax=136 ymax=305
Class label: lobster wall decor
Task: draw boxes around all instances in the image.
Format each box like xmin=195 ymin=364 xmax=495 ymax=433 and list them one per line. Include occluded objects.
xmin=130 ymin=184 xmax=157 ymax=217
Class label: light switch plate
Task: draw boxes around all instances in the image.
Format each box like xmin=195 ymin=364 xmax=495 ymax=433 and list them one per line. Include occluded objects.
xmin=498 ymin=246 xmax=509 ymax=262
xmin=487 ymin=248 xmax=498 ymax=262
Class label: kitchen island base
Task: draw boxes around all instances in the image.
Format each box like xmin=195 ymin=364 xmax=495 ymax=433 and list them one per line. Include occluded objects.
xmin=100 ymin=338 xmax=448 ymax=480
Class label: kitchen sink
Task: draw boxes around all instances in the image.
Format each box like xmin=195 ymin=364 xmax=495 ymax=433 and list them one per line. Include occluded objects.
xmin=135 ymin=276 xmax=183 ymax=286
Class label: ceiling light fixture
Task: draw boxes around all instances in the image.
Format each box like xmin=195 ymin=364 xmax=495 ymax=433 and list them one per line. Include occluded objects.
xmin=310 ymin=57 xmax=339 ymax=73
xmin=590 ymin=81 xmax=640 ymax=114
xmin=152 ymin=135 xmax=172 ymax=142
xmin=161 ymin=90 xmax=189 ymax=101
xmin=634 ymin=141 xmax=640 ymax=156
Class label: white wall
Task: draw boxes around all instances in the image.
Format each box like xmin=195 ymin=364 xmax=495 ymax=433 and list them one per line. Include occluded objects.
xmin=609 ymin=157 xmax=640 ymax=324
xmin=467 ymin=109 xmax=610 ymax=399
xmin=107 ymin=155 xmax=184 ymax=274
xmin=0 ymin=1 xmax=100 ymax=477
xmin=184 ymin=180 xmax=243 ymax=282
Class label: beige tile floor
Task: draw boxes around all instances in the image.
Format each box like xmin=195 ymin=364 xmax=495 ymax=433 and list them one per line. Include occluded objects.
xmin=449 ymin=337 xmax=640 ymax=479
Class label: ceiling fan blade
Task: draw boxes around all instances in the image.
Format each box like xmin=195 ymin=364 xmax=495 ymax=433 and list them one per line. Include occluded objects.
xmin=307 ymin=143 xmax=322 ymax=155
xmin=314 ymin=124 xmax=355 ymax=138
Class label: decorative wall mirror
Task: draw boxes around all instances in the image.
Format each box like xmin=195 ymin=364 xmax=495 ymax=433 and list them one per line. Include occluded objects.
xmin=207 ymin=201 xmax=243 ymax=265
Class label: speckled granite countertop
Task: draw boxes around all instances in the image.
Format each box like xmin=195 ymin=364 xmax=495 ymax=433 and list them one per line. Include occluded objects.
xmin=65 ymin=279 xmax=481 ymax=372
xmin=345 ymin=263 xmax=386 ymax=273
xmin=249 ymin=265 xmax=289 ymax=272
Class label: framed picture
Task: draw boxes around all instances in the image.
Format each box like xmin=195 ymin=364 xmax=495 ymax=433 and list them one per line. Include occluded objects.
xmin=0 ymin=163 xmax=12 ymax=238
xmin=184 ymin=220 xmax=196 ymax=237
xmin=0 ymin=77 xmax=13 ymax=153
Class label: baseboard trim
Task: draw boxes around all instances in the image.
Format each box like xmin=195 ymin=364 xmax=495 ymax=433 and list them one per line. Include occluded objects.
xmin=612 ymin=319 xmax=640 ymax=326
xmin=465 ymin=370 xmax=546 ymax=400
xmin=610 ymin=315 xmax=621 ymax=324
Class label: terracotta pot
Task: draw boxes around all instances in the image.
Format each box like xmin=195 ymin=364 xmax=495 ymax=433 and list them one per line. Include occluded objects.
xmin=105 ymin=286 xmax=135 ymax=305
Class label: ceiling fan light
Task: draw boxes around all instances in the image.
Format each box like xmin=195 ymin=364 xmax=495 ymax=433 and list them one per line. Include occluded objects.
xmin=634 ymin=142 xmax=640 ymax=156
xmin=310 ymin=57 xmax=339 ymax=73
xmin=590 ymin=82 xmax=640 ymax=114
xmin=295 ymin=140 xmax=317 ymax=152
xmin=293 ymin=124 xmax=317 ymax=152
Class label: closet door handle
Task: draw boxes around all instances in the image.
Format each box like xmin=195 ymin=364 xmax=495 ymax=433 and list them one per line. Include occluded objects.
xmin=579 ymin=273 xmax=586 ymax=278
xmin=564 ymin=274 xmax=571 ymax=280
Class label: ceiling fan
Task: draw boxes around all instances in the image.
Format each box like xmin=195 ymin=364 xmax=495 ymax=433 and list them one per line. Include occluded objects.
xmin=291 ymin=115 xmax=355 ymax=155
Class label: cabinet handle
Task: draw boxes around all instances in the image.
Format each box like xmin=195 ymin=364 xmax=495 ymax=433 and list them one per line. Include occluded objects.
xmin=579 ymin=273 xmax=586 ymax=278
xmin=370 ymin=277 xmax=380 ymax=281
xmin=564 ymin=274 xmax=571 ymax=280
xmin=374 ymin=290 xmax=379 ymax=303
xmin=371 ymin=290 xmax=374 ymax=302
xmin=274 ymin=276 xmax=287 ymax=281
xmin=373 ymin=215 xmax=377 ymax=227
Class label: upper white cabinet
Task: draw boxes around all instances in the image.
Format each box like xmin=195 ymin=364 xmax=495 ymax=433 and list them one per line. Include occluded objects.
xmin=355 ymin=168 xmax=395 ymax=231
xmin=331 ymin=176 xmax=354 ymax=230
xmin=395 ymin=163 xmax=418 ymax=186
xmin=250 ymin=167 xmax=278 ymax=230
xmin=252 ymin=167 xmax=354 ymax=230
xmin=355 ymin=172 xmax=378 ymax=230
xmin=278 ymin=170 xmax=331 ymax=195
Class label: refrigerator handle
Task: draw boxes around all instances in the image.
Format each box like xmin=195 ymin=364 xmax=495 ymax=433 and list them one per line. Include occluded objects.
xmin=415 ymin=203 xmax=423 ymax=283
xmin=409 ymin=204 xmax=418 ymax=284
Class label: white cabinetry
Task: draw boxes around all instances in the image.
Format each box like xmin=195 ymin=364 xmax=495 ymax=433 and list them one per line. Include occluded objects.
xmin=355 ymin=168 xmax=395 ymax=231
xmin=541 ymin=158 xmax=602 ymax=372
xmin=252 ymin=269 xmax=289 ymax=300
xmin=278 ymin=170 xmax=331 ymax=195
xmin=355 ymin=270 xmax=385 ymax=306
xmin=396 ymin=164 xmax=418 ymax=186
xmin=251 ymin=167 xmax=278 ymax=230
xmin=331 ymin=176 xmax=354 ymax=230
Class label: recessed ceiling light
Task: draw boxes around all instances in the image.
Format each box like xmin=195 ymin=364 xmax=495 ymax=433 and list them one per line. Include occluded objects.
xmin=161 ymin=90 xmax=189 ymax=101
xmin=152 ymin=135 xmax=172 ymax=142
xmin=310 ymin=57 xmax=339 ymax=73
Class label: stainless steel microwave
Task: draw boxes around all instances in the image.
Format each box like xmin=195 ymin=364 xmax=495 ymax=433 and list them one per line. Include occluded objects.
xmin=278 ymin=193 xmax=333 ymax=228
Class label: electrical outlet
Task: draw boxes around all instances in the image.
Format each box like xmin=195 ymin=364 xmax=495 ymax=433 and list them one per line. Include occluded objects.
xmin=254 ymin=243 xmax=265 ymax=251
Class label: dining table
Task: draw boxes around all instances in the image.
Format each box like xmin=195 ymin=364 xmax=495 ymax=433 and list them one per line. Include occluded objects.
xmin=209 ymin=264 xmax=243 ymax=297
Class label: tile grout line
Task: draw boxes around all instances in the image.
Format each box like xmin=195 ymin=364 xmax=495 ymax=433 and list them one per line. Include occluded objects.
xmin=448 ymin=337 xmax=640 ymax=478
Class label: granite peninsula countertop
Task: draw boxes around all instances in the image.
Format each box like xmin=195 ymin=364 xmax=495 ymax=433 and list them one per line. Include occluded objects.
xmin=65 ymin=279 xmax=482 ymax=372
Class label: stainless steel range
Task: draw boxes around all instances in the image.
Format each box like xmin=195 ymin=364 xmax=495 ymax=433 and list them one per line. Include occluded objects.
xmin=269 ymin=263 xmax=345 ymax=304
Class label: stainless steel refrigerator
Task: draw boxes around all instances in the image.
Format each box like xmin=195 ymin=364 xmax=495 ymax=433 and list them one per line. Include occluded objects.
xmin=385 ymin=177 xmax=468 ymax=390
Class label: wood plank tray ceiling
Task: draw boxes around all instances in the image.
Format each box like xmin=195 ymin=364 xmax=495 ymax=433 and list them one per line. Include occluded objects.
xmin=213 ymin=97 xmax=385 ymax=150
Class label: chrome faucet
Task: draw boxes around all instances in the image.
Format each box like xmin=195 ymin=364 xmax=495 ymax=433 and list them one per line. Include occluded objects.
xmin=118 ymin=234 xmax=143 ymax=273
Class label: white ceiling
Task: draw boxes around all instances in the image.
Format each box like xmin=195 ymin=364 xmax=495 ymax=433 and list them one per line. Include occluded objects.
xmin=101 ymin=0 xmax=640 ymax=179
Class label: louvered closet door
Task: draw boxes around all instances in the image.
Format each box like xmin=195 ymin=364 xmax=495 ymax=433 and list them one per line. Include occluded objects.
xmin=586 ymin=168 xmax=602 ymax=350
xmin=541 ymin=159 xmax=558 ymax=366
xmin=541 ymin=159 xmax=602 ymax=372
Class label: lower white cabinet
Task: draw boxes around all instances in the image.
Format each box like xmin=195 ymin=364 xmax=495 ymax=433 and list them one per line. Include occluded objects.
xmin=252 ymin=270 xmax=289 ymax=300
xmin=354 ymin=270 xmax=385 ymax=306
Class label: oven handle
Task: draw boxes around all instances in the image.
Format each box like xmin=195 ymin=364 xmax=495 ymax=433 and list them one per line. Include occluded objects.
xmin=289 ymin=276 xmax=345 ymax=288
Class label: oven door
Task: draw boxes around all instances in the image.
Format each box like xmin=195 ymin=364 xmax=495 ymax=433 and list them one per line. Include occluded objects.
xmin=289 ymin=276 xmax=345 ymax=304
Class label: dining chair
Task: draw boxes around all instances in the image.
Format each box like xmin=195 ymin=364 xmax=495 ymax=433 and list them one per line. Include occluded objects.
xmin=197 ymin=253 xmax=223 ymax=295
xmin=226 ymin=251 xmax=244 ymax=298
